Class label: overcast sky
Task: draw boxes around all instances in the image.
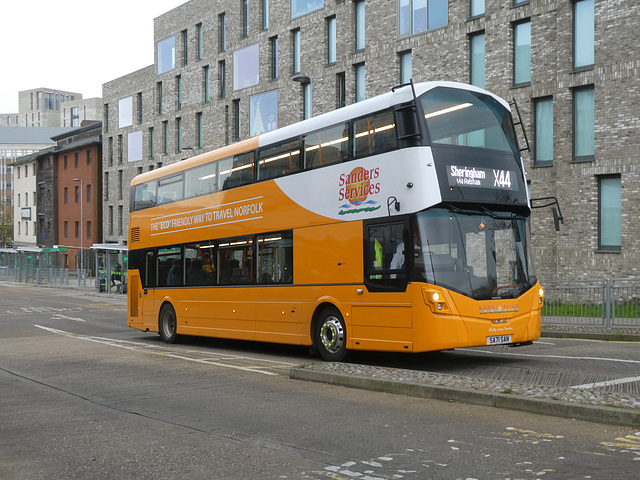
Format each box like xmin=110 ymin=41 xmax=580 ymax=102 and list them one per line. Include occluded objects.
xmin=0 ymin=0 xmax=188 ymax=113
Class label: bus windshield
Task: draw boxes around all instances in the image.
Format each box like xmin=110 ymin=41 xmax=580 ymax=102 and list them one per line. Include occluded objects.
xmin=414 ymin=207 xmax=536 ymax=300
xmin=420 ymin=87 xmax=519 ymax=155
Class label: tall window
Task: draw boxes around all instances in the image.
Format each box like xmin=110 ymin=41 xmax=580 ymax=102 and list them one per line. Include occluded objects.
xmin=242 ymin=0 xmax=249 ymax=38
xmin=149 ymin=128 xmax=155 ymax=159
xmin=219 ymin=61 xmax=226 ymax=98
xmin=157 ymin=82 xmax=163 ymax=114
xmin=355 ymin=63 xmax=366 ymax=102
xmin=355 ymin=0 xmax=365 ymax=51
xmin=203 ymin=66 xmax=210 ymax=103
xmin=327 ymin=16 xmax=336 ymax=64
xmin=270 ymin=36 xmax=279 ymax=79
xmin=263 ymin=0 xmax=269 ymax=30
xmin=196 ymin=112 xmax=204 ymax=149
xmin=219 ymin=13 xmax=226 ymax=52
xmin=176 ymin=75 xmax=182 ymax=110
xmin=400 ymin=51 xmax=412 ymax=84
xmin=574 ymin=0 xmax=594 ymax=70
xmin=514 ymin=21 xmax=531 ymax=85
xmin=163 ymin=121 xmax=169 ymax=155
xmin=399 ymin=0 xmax=447 ymax=36
xmin=336 ymin=72 xmax=346 ymax=109
xmin=233 ymin=99 xmax=241 ymax=141
xmin=598 ymin=175 xmax=621 ymax=252
xmin=197 ymin=23 xmax=203 ymax=60
xmin=470 ymin=32 xmax=485 ymax=88
xmin=182 ymin=29 xmax=188 ymax=66
xmin=292 ymin=29 xmax=301 ymax=74
xmin=573 ymin=86 xmax=595 ymax=161
xmin=470 ymin=0 xmax=484 ymax=17
xmin=176 ymin=117 xmax=183 ymax=153
xmin=534 ymin=97 xmax=553 ymax=165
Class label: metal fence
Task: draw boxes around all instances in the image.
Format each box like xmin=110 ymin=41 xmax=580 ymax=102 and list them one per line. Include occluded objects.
xmin=542 ymin=279 xmax=640 ymax=327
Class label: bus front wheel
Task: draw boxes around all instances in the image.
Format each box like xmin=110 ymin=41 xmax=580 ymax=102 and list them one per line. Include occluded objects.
xmin=316 ymin=307 xmax=348 ymax=362
xmin=159 ymin=303 xmax=177 ymax=344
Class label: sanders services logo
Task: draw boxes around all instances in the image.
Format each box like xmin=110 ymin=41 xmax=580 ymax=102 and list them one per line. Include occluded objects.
xmin=338 ymin=167 xmax=382 ymax=215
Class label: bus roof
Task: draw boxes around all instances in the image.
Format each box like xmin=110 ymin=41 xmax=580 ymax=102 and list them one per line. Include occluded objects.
xmin=130 ymin=81 xmax=508 ymax=187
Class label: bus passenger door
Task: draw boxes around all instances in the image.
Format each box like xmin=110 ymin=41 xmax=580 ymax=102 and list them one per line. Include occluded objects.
xmin=141 ymin=250 xmax=158 ymax=329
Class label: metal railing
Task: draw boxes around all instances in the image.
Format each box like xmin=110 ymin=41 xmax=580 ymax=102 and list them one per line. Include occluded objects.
xmin=542 ymin=279 xmax=640 ymax=327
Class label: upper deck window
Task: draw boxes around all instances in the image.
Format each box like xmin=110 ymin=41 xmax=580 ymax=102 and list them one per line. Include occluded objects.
xmin=420 ymin=87 xmax=518 ymax=155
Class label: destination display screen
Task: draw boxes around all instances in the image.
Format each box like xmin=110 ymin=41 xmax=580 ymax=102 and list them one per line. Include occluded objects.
xmin=446 ymin=164 xmax=520 ymax=191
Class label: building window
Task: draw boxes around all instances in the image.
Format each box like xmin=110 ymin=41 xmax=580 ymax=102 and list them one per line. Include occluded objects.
xmin=75 ymin=185 xmax=80 ymax=203
xmin=64 ymin=155 xmax=68 ymax=170
xmin=87 ymin=221 xmax=92 ymax=239
xmin=327 ymin=16 xmax=336 ymax=64
xmin=176 ymin=117 xmax=182 ymax=153
xmin=291 ymin=0 xmax=324 ymax=19
xmin=573 ymin=86 xmax=595 ymax=162
xmin=163 ymin=121 xmax=169 ymax=155
xmin=219 ymin=61 xmax=226 ymax=98
xmin=471 ymin=0 xmax=484 ymax=17
xmin=71 ymin=107 xmax=80 ymax=127
xmin=197 ymin=23 xmax=203 ymax=60
xmin=233 ymin=99 xmax=241 ymax=141
xmin=118 ymin=135 xmax=123 ymax=164
xmin=400 ymin=50 xmax=412 ymax=84
xmin=203 ymin=66 xmax=210 ymax=103
xmin=355 ymin=63 xmax=366 ymax=102
xmin=263 ymin=0 xmax=269 ymax=30
xmin=398 ymin=0 xmax=448 ymax=36
xmin=292 ymin=29 xmax=301 ymax=74
xmin=182 ymin=29 xmax=188 ymax=66
xmin=514 ymin=20 xmax=531 ymax=85
xmin=242 ymin=0 xmax=249 ymax=37
xmin=176 ymin=75 xmax=182 ymax=110
xmin=534 ymin=97 xmax=553 ymax=165
xmin=250 ymin=91 xmax=278 ymax=136
xmin=355 ymin=0 xmax=365 ymax=51
xmin=109 ymin=206 xmax=114 ymax=236
xmin=87 ymin=184 xmax=92 ymax=202
xmin=119 ymin=97 xmax=133 ymax=128
xmin=196 ymin=112 xmax=204 ymax=148
xmin=157 ymin=36 xmax=176 ymax=74
xmin=118 ymin=170 xmax=124 ymax=200
xmin=470 ymin=32 xmax=485 ymax=88
xmin=336 ymin=72 xmax=346 ymax=109
xmin=270 ymin=36 xmax=279 ymax=79
xmin=233 ymin=44 xmax=260 ymax=90
xmin=75 ymin=221 xmax=79 ymax=238
xmin=118 ymin=206 xmax=124 ymax=236
xmin=75 ymin=152 xmax=79 ymax=168
xmin=219 ymin=13 xmax=226 ymax=52
xmin=137 ymin=92 xmax=143 ymax=124
xmin=104 ymin=172 xmax=109 ymax=200
xmin=149 ymin=127 xmax=155 ymax=159
xmin=157 ymin=82 xmax=163 ymax=114
xmin=598 ymin=175 xmax=621 ymax=252
xmin=64 ymin=187 xmax=68 ymax=204
xmin=574 ymin=0 xmax=594 ymax=70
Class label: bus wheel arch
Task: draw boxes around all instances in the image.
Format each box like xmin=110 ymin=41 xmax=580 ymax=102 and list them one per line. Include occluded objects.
xmin=312 ymin=304 xmax=348 ymax=362
xmin=158 ymin=302 xmax=178 ymax=344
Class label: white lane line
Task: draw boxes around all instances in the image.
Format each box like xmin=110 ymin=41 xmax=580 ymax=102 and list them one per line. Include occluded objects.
xmin=34 ymin=325 xmax=284 ymax=376
xmin=465 ymin=348 xmax=640 ymax=365
xmin=570 ymin=376 xmax=640 ymax=389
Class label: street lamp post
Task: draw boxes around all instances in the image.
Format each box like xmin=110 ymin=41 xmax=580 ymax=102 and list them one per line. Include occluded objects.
xmin=73 ymin=178 xmax=83 ymax=284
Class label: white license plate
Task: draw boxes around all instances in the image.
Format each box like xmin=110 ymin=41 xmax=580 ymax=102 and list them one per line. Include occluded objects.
xmin=487 ymin=334 xmax=512 ymax=345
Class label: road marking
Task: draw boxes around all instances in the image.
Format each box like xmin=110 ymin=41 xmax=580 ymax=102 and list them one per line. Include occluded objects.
xmin=570 ymin=376 xmax=640 ymax=389
xmin=33 ymin=325 xmax=293 ymax=376
xmin=465 ymin=348 xmax=640 ymax=365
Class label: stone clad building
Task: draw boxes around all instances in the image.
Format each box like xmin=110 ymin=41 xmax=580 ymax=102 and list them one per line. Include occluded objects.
xmin=102 ymin=0 xmax=639 ymax=284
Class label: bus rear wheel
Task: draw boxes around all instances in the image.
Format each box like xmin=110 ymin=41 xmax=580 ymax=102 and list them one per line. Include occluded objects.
xmin=159 ymin=303 xmax=177 ymax=344
xmin=316 ymin=307 xmax=348 ymax=362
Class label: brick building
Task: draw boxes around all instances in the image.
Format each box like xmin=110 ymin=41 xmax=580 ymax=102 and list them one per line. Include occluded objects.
xmin=102 ymin=0 xmax=638 ymax=284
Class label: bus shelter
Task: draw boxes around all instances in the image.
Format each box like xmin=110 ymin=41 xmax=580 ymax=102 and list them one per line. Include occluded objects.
xmin=91 ymin=244 xmax=128 ymax=294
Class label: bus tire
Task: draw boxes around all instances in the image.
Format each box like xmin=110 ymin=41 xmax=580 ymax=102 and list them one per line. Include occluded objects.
xmin=316 ymin=307 xmax=348 ymax=362
xmin=159 ymin=303 xmax=178 ymax=344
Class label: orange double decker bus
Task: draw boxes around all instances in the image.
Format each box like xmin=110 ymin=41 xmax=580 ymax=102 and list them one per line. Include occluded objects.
xmin=127 ymin=81 xmax=544 ymax=361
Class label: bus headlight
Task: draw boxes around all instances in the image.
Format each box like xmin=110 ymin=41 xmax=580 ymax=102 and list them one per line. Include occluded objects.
xmin=422 ymin=288 xmax=451 ymax=314
xmin=538 ymin=287 xmax=544 ymax=305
